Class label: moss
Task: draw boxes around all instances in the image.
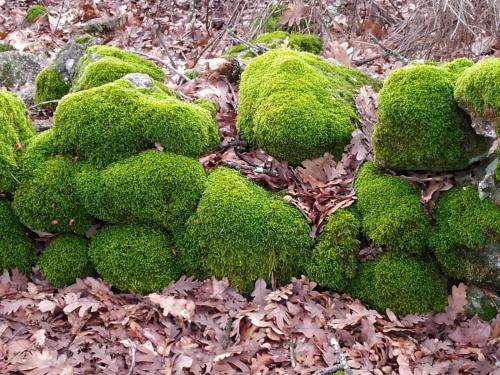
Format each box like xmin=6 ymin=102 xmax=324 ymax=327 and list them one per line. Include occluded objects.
xmin=0 ymin=43 xmax=15 ymax=52
xmin=454 ymin=58 xmax=500 ymax=129
xmin=354 ymin=162 xmax=430 ymax=254
xmin=25 ymin=5 xmax=47 ymax=23
xmin=39 ymin=235 xmax=95 ymax=287
xmin=34 ymin=65 xmax=70 ymax=104
xmin=89 ymin=224 xmax=177 ymax=294
xmin=430 ymin=185 xmax=500 ymax=286
xmin=465 ymin=285 xmax=498 ymax=321
xmin=442 ymin=57 xmax=474 ymax=83
xmin=18 ymin=129 xmax=58 ymax=181
xmin=237 ymin=49 xmax=374 ymax=165
xmin=53 ymin=78 xmax=219 ymax=167
xmin=184 ymin=69 xmax=200 ymax=79
xmin=0 ymin=200 xmax=36 ymax=275
xmin=306 ymin=209 xmax=360 ymax=291
xmin=372 ymin=64 xmax=490 ymax=171
xmin=0 ymin=90 xmax=34 ymax=193
xmin=13 ymin=156 xmax=93 ymax=234
xmin=176 ymin=168 xmax=312 ymax=294
xmin=72 ymin=45 xmax=165 ymax=92
xmin=75 ymin=34 xmax=94 ymax=44
xmin=350 ymin=252 xmax=447 ymax=315
xmin=76 ymin=151 xmax=206 ymax=234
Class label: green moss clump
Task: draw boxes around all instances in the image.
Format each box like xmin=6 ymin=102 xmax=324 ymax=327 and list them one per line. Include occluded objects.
xmin=430 ymin=185 xmax=500 ymax=288
xmin=442 ymin=57 xmax=474 ymax=83
xmin=0 ymin=200 xmax=36 ymax=275
xmin=0 ymin=90 xmax=34 ymax=193
xmin=454 ymin=58 xmax=500 ymax=130
xmin=76 ymin=151 xmax=206 ymax=234
xmin=0 ymin=43 xmax=15 ymax=52
xmin=34 ymin=65 xmax=70 ymax=104
xmin=354 ymin=162 xmax=430 ymax=254
xmin=25 ymin=5 xmax=47 ymax=23
xmin=17 ymin=129 xmax=58 ymax=181
xmin=39 ymin=235 xmax=95 ymax=287
xmin=13 ymin=156 xmax=93 ymax=234
xmin=237 ymin=48 xmax=374 ymax=165
xmin=306 ymin=208 xmax=360 ymax=291
xmin=89 ymin=224 xmax=177 ymax=294
xmin=72 ymin=45 xmax=165 ymax=92
xmin=372 ymin=64 xmax=490 ymax=171
xmin=53 ymin=78 xmax=219 ymax=167
xmin=176 ymin=168 xmax=312 ymax=294
xmin=75 ymin=34 xmax=94 ymax=44
xmin=350 ymin=252 xmax=447 ymax=315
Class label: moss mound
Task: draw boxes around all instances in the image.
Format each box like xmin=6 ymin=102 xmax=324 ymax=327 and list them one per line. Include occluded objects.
xmin=306 ymin=208 xmax=360 ymax=291
xmin=442 ymin=58 xmax=474 ymax=83
xmin=18 ymin=129 xmax=59 ymax=181
xmin=430 ymin=185 xmax=500 ymax=289
xmin=354 ymin=162 xmax=430 ymax=254
xmin=53 ymin=78 xmax=219 ymax=167
xmin=72 ymin=45 xmax=165 ymax=92
xmin=25 ymin=5 xmax=46 ymax=23
xmin=350 ymin=252 xmax=447 ymax=315
xmin=237 ymin=48 xmax=374 ymax=165
xmin=89 ymin=224 xmax=177 ymax=294
xmin=0 ymin=43 xmax=15 ymax=53
xmin=0 ymin=200 xmax=36 ymax=274
xmin=176 ymin=168 xmax=312 ymax=294
xmin=372 ymin=64 xmax=490 ymax=171
xmin=34 ymin=65 xmax=70 ymax=104
xmin=13 ymin=156 xmax=93 ymax=234
xmin=0 ymin=90 xmax=34 ymax=193
xmin=454 ymin=58 xmax=500 ymax=129
xmin=76 ymin=151 xmax=206 ymax=233
xmin=39 ymin=235 xmax=95 ymax=287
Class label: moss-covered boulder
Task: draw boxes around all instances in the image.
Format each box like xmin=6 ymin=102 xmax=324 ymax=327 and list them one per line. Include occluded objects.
xmin=53 ymin=77 xmax=219 ymax=167
xmin=13 ymin=156 xmax=93 ymax=234
xmin=0 ymin=200 xmax=36 ymax=275
xmin=237 ymin=49 xmax=374 ymax=165
xmin=17 ymin=129 xmax=59 ymax=181
xmin=39 ymin=235 xmax=95 ymax=287
xmin=349 ymin=252 xmax=448 ymax=315
xmin=306 ymin=208 xmax=360 ymax=291
xmin=176 ymin=168 xmax=312 ymax=294
xmin=430 ymin=185 xmax=500 ymax=290
xmin=442 ymin=58 xmax=474 ymax=83
xmin=0 ymin=90 xmax=35 ymax=193
xmin=372 ymin=64 xmax=491 ymax=171
xmin=89 ymin=224 xmax=177 ymax=294
xmin=34 ymin=65 xmax=70 ymax=104
xmin=454 ymin=58 xmax=500 ymax=132
xmin=354 ymin=162 xmax=430 ymax=254
xmin=76 ymin=151 xmax=206 ymax=234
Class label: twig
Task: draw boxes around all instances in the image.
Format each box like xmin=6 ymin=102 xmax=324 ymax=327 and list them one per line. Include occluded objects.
xmin=127 ymin=339 xmax=137 ymax=375
xmin=53 ymin=0 xmax=66 ymax=33
xmin=221 ymin=75 xmax=238 ymax=110
xmin=227 ymin=31 xmax=269 ymax=56
xmin=369 ymin=34 xmax=409 ymax=64
xmin=313 ymin=364 xmax=344 ymax=375
xmin=187 ymin=0 xmax=197 ymax=25
xmin=289 ymin=338 xmax=297 ymax=368
xmin=130 ymin=50 xmax=191 ymax=82
xmin=330 ymin=336 xmax=352 ymax=375
xmin=155 ymin=20 xmax=178 ymax=69
xmin=30 ymin=100 xmax=59 ymax=108
xmin=353 ymin=53 xmax=388 ymax=66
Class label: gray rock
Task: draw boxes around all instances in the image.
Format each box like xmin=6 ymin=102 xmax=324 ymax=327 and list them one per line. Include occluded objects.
xmin=52 ymin=37 xmax=98 ymax=85
xmin=465 ymin=285 xmax=498 ymax=321
xmin=0 ymin=51 xmax=43 ymax=89
xmin=461 ymin=241 xmax=500 ymax=291
xmin=471 ymin=117 xmax=497 ymax=138
xmin=84 ymin=14 xmax=124 ymax=33
xmin=478 ymin=158 xmax=500 ymax=205
xmin=123 ymin=73 xmax=154 ymax=88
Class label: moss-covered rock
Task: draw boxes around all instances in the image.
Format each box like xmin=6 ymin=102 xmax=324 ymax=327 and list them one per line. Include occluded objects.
xmin=13 ymin=156 xmax=93 ymax=234
xmin=354 ymin=162 xmax=430 ymax=254
xmin=454 ymin=58 xmax=500 ymax=131
xmin=34 ymin=65 xmax=70 ymax=104
xmin=89 ymin=224 xmax=177 ymax=294
xmin=17 ymin=129 xmax=58 ymax=181
xmin=76 ymin=151 xmax=206 ymax=234
xmin=25 ymin=5 xmax=47 ymax=23
xmin=442 ymin=57 xmax=474 ymax=83
xmin=237 ymin=49 xmax=374 ymax=165
xmin=0 ymin=43 xmax=15 ymax=53
xmin=465 ymin=285 xmax=498 ymax=321
xmin=176 ymin=168 xmax=312 ymax=294
xmin=72 ymin=45 xmax=165 ymax=92
xmin=0 ymin=200 xmax=36 ymax=275
xmin=350 ymin=252 xmax=448 ymax=315
xmin=39 ymin=235 xmax=95 ymax=287
xmin=0 ymin=90 xmax=34 ymax=193
xmin=53 ymin=78 xmax=218 ymax=167
xmin=430 ymin=185 xmax=500 ymax=290
xmin=372 ymin=64 xmax=491 ymax=171
xmin=306 ymin=208 xmax=360 ymax=291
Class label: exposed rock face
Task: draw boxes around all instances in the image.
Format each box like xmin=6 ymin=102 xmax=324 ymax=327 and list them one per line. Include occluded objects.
xmin=123 ymin=73 xmax=154 ymax=88
xmin=0 ymin=51 xmax=43 ymax=103
xmin=52 ymin=38 xmax=98 ymax=84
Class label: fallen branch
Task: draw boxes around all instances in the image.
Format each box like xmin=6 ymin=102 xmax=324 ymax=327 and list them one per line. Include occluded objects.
xmin=330 ymin=335 xmax=352 ymax=375
xmin=227 ymin=31 xmax=269 ymax=56
xmin=126 ymin=339 xmax=136 ymax=375
xmin=30 ymin=99 xmax=59 ymax=108
xmin=353 ymin=53 xmax=388 ymax=66
xmin=155 ymin=20 xmax=178 ymax=69
xmin=369 ymin=34 xmax=409 ymax=64
xmin=313 ymin=364 xmax=344 ymax=375
xmin=131 ymin=50 xmax=191 ymax=82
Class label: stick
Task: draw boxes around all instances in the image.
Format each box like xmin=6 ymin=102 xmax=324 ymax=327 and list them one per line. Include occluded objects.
xmin=289 ymin=338 xmax=297 ymax=368
xmin=227 ymin=31 xmax=269 ymax=56
xmin=30 ymin=99 xmax=59 ymax=108
xmin=155 ymin=20 xmax=178 ymax=69
xmin=313 ymin=364 xmax=344 ymax=375
xmin=130 ymin=50 xmax=191 ymax=82
xmin=330 ymin=336 xmax=352 ymax=375
xmin=369 ymin=34 xmax=409 ymax=64
xmin=127 ymin=339 xmax=136 ymax=375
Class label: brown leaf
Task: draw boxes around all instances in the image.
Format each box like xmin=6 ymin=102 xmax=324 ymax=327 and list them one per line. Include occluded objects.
xmin=279 ymin=1 xmax=308 ymax=27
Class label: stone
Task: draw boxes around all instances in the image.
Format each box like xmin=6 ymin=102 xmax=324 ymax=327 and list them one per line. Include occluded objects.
xmin=0 ymin=51 xmax=43 ymax=103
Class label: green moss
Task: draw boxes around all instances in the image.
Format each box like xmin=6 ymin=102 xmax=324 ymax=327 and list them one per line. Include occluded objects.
xmin=430 ymin=185 xmax=500 ymax=286
xmin=0 ymin=90 xmax=34 ymax=193
xmin=72 ymin=45 xmax=165 ymax=92
xmin=306 ymin=208 xmax=360 ymax=291
xmin=454 ymin=58 xmax=500 ymax=129
xmin=76 ymin=151 xmax=206 ymax=234
xmin=372 ymin=64 xmax=490 ymax=171
xmin=350 ymin=252 xmax=447 ymax=315
xmin=465 ymin=285 xmax=498 ymax=321
xmin=184 ymin=69 xmax=200 ymax=79
xmin=0 ymin=200 xmax=36 ymax=275
xmin=0 ymin=43 xmax=14 ymax=52
xmin=354 ymin=162 xmax=430 ymax=254
xmin=18 ymin=129 xmax=58 ymax=181
xmin=25 ymin=5 xmax=47 ymax=23
xmin=13 ymin=156 xmax=93 ymax=234
xmin=89 ymin=224 xmax=177 ymax=294
xmin=176 ymin=168 xmax=312 ymax=294
xmin=34 ymin=65 xmax=70 ymax=104
xmin=75 ymin=34 xmax=94 ymax=44
xmin=39 ymin=235 xmax=95 ymax=287
xmin=53 ymin=78 xmax=219 ymax=167
xmin=442 ymin=57 xmax=474 ymax=83
xmin=237 ymin=49 xmax=374 ymax=165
